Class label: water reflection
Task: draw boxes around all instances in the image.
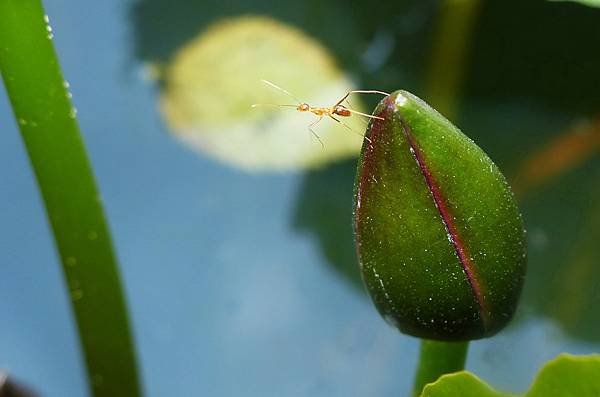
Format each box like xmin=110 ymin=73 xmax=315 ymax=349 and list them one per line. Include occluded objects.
xmin=463 ymin=1 xmax=600 ymax=114
xmin=519 ymin=161 xmax=600 ymax=342
xmin=292 ymin=159 xmax=364 ymax=291
xmin=129 ymin=0 xmax=433 ymax=77
xmin=461 ymin=104 xmax=600 ymax=343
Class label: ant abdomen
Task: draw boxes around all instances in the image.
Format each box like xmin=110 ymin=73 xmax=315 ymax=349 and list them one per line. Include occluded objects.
xmin=334 ymin=106 xmax=352 ymax=117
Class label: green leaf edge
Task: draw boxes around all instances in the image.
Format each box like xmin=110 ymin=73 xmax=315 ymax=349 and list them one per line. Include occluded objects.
xmin=420 ymin=353 xmax=600 ymax=397
xmin=547 ymin=0 xmax=600 ymax=9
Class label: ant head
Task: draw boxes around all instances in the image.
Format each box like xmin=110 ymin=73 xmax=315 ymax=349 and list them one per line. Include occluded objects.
xmin=297 ymin=103 xmax=310 ymax=112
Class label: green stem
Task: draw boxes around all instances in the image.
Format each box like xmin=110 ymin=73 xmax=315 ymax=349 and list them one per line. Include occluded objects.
xmin=425 ymin=0 xmax=481 ymax=119
xmin=0 ymin=1 xmax=142 ymax=396
xmin=412 ymin=340 xmax=469 ymax=397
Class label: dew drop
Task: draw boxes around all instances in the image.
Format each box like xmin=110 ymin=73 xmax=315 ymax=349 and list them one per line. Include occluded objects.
xmin=45 ymin=22 xmax=54 ymax=40
xmin=72 ymin=289 xmax=83 ymax=301
xmin=92 ymin=374 xmax=104 ymax=386
xmin=66 ymin=256 xmax=77 ymax=266
xmin=395 ymin=94 xmax=408 ymax=106
xmin=383 ymin=314 xmax=399 ymax=328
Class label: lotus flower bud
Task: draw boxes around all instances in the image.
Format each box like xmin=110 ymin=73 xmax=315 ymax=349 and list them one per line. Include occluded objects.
xmin=353 ymin=91 xmax=526 ymax=340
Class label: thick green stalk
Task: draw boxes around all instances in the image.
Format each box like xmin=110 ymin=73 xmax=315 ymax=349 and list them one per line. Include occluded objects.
xmin=425 ymin=0 xmax=481 ymax=118
xmin=412 ymin=341 xmax=469 ymax=397
xmin=0 ymin=1 xmax=142 ymax=396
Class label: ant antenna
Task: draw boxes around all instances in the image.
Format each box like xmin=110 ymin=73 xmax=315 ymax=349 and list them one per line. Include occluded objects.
xmin=251 ymin=103 xmax=298 ymax=108
xmin=260 ymin=79 xmax=303 ymax=104
xmin=344 ymin=99 xmax=368 ymax=126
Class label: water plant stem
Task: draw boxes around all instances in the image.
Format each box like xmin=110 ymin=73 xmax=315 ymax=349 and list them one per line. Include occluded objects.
xmin=0 ymin=1 xmax=142 ymax=396
xmin=425 ymin=0 xmax=481 ymax=119
xmin=412 ymin=340 xmax=469 ymax=396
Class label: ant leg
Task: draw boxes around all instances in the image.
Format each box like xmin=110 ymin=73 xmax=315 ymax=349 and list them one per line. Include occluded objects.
xmin=334 ymin=89 xmax=389 ymax=107
xmin=344 ymin=99 xmax=368 ymax=126
xmin=329 ymin=115 xmax=372 ymax=144
xmin=348 ymin=90 xmax=390 ymax=96
xmin=308 ymin=116 xmax=324 ymax=148
xmin=334 ymin=92 xmax=352 ymax=108
xmin=347 ymin=109 xmax=385 ymax=121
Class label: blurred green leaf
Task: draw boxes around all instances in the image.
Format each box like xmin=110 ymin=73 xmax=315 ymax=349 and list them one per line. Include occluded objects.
xmin=465 ymin=1 xmax=600 ymax=115
xmin=292 ymin=160 xmax=364 ymax=289
xmin=421 ymin=372 xmax=503 ymax=397
xmin=548 ymin=0 xmax=600 ymax=8
xmin=512 ymin=118 xmax=600 ymax=197
xmin=460 ymin=105 xmax=600 ymax=343
xmin=420 ymin=354 xmax=600 ymax=397
xmin=520 ymin=163 xmax=600 ymax=342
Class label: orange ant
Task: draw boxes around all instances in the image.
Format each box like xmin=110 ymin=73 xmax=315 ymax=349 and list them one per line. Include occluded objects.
xmin=252 ymin=79 xmax=389 ymax=147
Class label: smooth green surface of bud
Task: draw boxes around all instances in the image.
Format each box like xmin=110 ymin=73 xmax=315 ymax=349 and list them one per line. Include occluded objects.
xmin=353 ymin=91 xmax=526 ymax=341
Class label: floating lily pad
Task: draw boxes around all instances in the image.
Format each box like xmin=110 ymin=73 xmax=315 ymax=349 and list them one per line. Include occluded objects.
xmin=160 ymin=15 xmax=370 ymax=171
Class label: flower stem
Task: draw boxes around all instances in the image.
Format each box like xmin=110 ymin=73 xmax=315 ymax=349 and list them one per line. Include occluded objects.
xmin=412 ymin=340 xmax=469 ymax=396
xmin=0 ymin=1 xmax=142 ymax=396
xmin=425 ymin=0 xmax=481 ymax=119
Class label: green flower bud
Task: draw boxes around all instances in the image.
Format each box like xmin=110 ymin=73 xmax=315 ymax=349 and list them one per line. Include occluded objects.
xmin=353 ymin=91 xmax=526 ymax=341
